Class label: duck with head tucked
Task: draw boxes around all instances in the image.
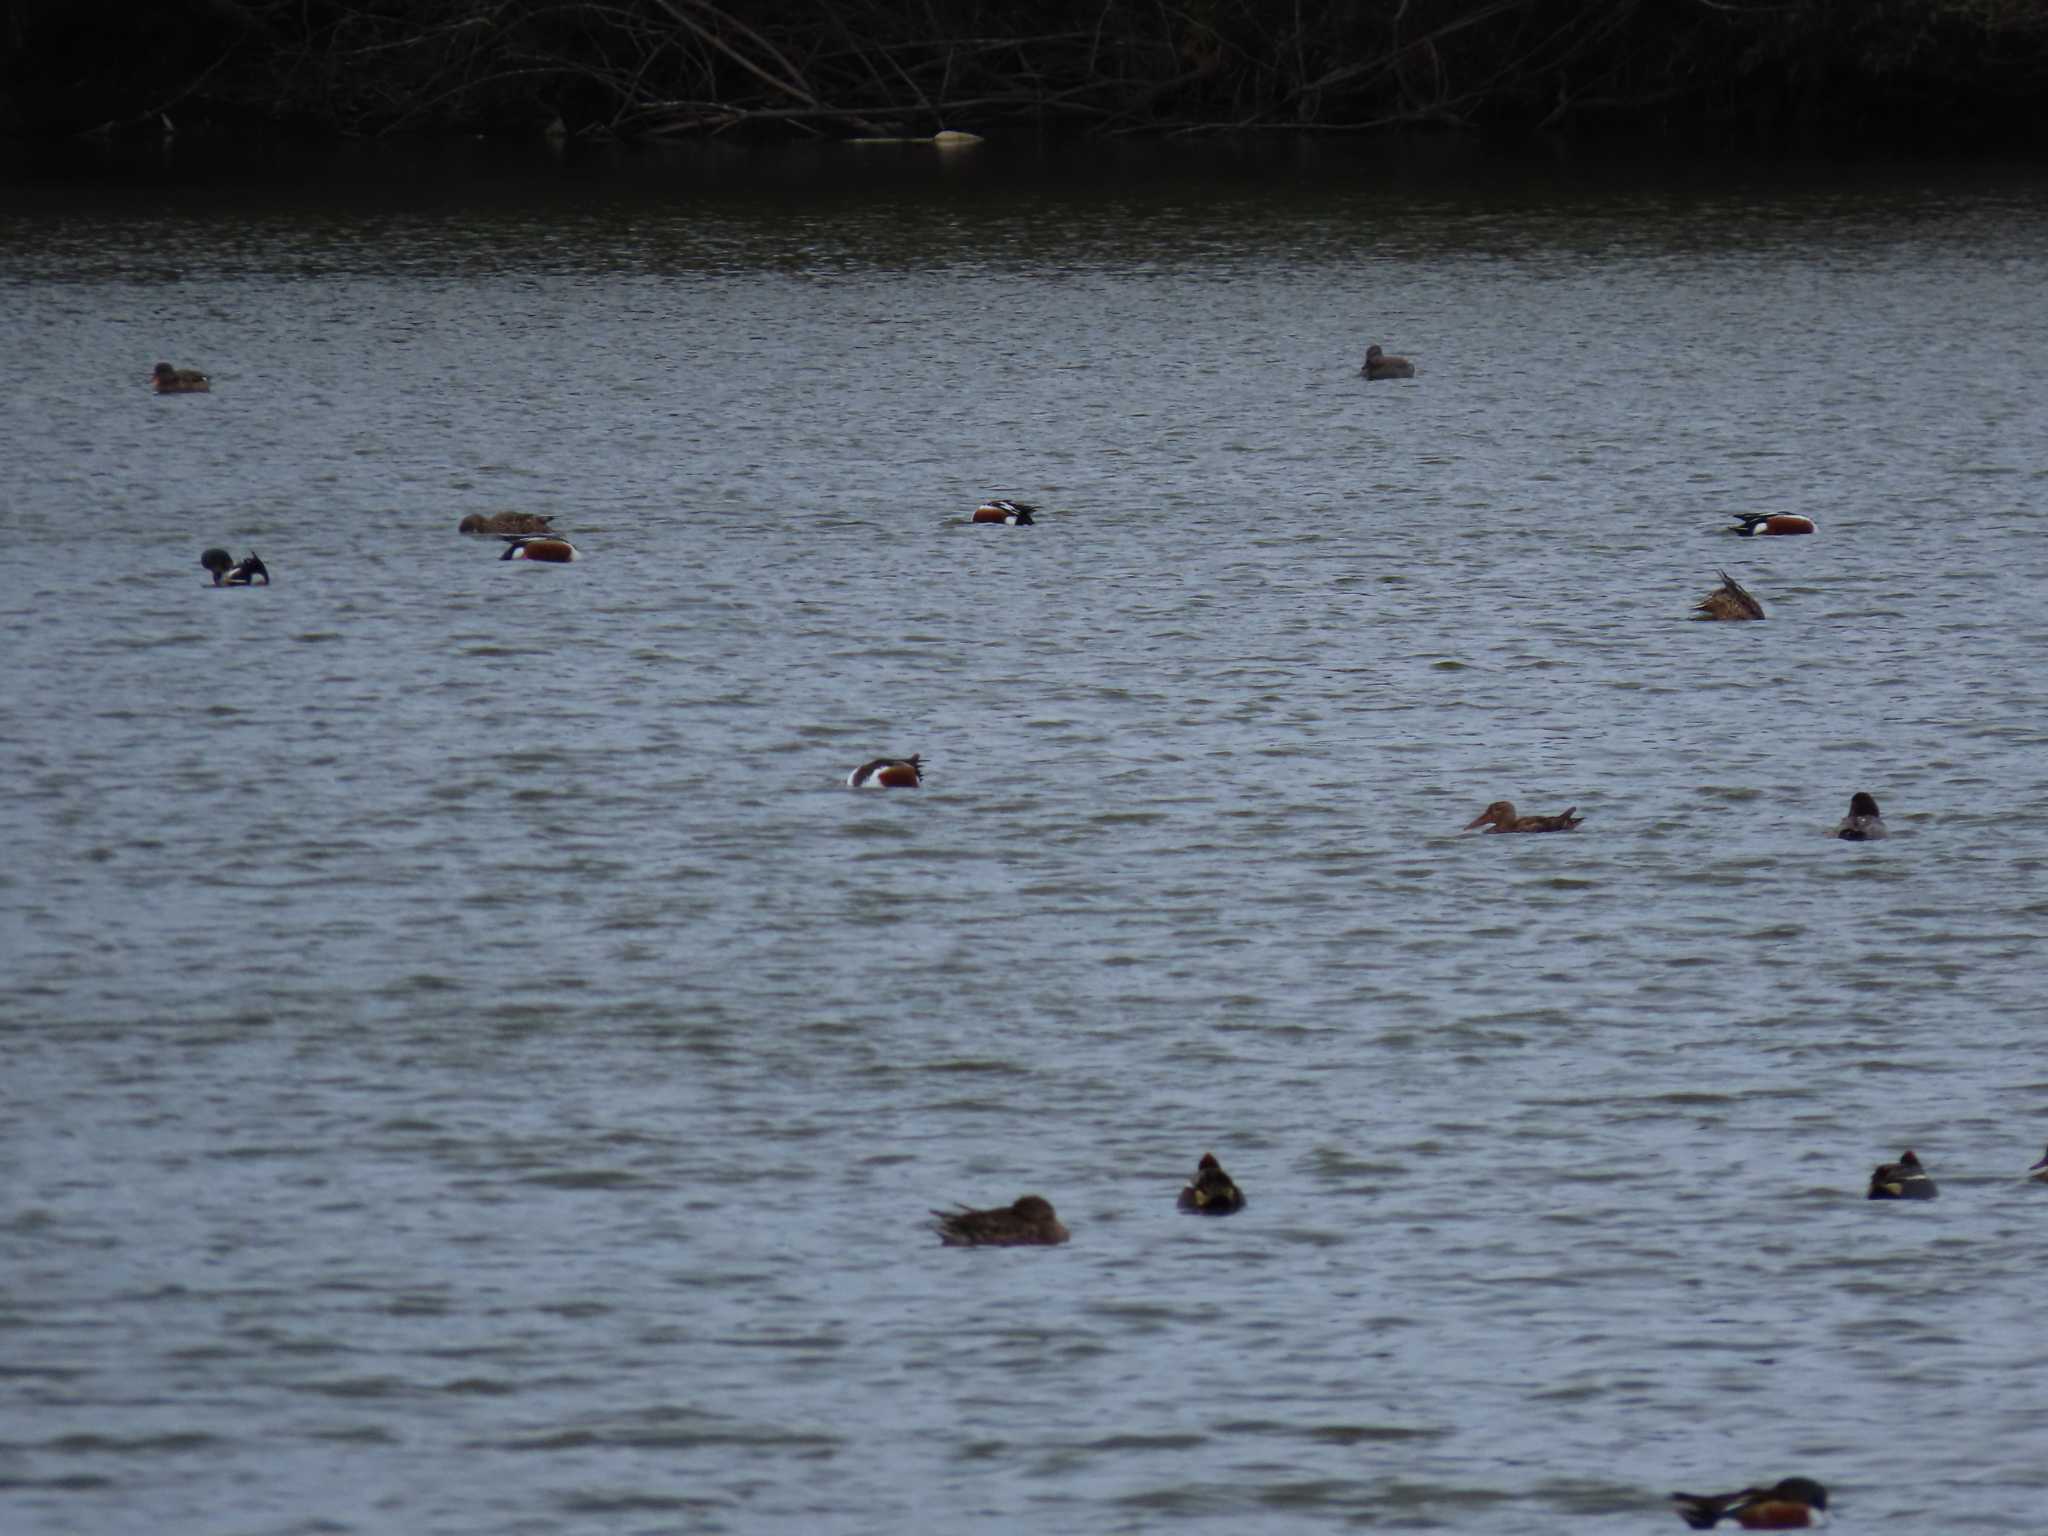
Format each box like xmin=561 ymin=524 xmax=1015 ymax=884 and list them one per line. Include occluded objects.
xmin=152 ymin=362 xmax=210 ymax=393
xmin=930 ymin=1195 xmax=1070 ymax=1247
xmin=1835 ymin=792 xmax=1886 ymax=841
xmin=1694 ymin=569 xmax=1765 ymax=621
xmin=1177 ymin=1152 xmax=1246 ymax=1215
xmin=199 ymin=548 xmax=269 ymax=586
xmin=1728 ymin=512 xmax=1815 ymax=537
xmin=1868 ymin=1148 xmax=1936 ymax=1200
xmin=1463 ymin=800 xmax=1582 ymax=834
xmin=1670 ymin=1476 xmax=1829 ymax=1529
xmin=1360 ymin=344 xmax=1416 ymax=380
xmin=499 ymin=534 xmax=580 ymax=563
xmin=972 ymin=499 xmax=1036 ymax=525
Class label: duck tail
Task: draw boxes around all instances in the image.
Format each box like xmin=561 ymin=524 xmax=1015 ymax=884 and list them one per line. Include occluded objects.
xmin=1668 ymin=1494 xmax=1724 ymax=1530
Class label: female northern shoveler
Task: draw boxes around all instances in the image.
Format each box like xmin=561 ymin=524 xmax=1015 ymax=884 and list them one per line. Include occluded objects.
xmin=152 ymin=362 xmax=210 ymax=393
xmin=1694 ymin=569 xmax=1766 ymax=621
xmin=459 ymin=512 xmax=554 ymax=536
xmin=499 ymin=535 xmax=580 ymax=563
xmin=2029 ymin=1145 xmax=2048 ymax=1181
xmin=847 ymin=755 xmax=923 ymax=789
xmin=1177 ymin=1152 xmax=1246 ymax=1215
xmin=1835 ymin=792 xmax=1886 ymax=842
xmin=930 ymin=1195 xmax=1070 ymax=1247
xmin=972 ymin=500 xmax=1036 ymax=525
xmin=1361 ymin=344 xmax=1416 ymax=380
xmin=1671 ymin=1477 xmax=1829 ymax=1529
xmin=199 ymin=548 xmax=269 ymax=586
xmin=1868 ymin=1149 xmax=1936 ymax=1200
xmin=1463 ymin=800 xmax=1583 ymax=834
xmin=1728 ymin=513 xmax=1815 ymax=537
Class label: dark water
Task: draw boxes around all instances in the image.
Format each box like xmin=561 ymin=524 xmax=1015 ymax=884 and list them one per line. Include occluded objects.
xmin=4 ymin=140 xmax=2048 ymax=1534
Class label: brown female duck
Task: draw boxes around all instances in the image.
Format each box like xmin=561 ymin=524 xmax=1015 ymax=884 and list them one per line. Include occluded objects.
xmin=1694 ymin=570 xmax=1765 ymax=621
xmin=1177 ymin=1152 xmax=1245 ymax=1215
xmin=459 ymin=512 xmax=555 ymax=536
xmin=1463 ymin=800 xmax=1583 ymax=834
xmin=930 ymin=1195 xmax=1070 ymax=1247
xmin=1360 ymin=344 xmax=1416 ymax=380
xmin=151 ymin=362 xmax=210 ymax=393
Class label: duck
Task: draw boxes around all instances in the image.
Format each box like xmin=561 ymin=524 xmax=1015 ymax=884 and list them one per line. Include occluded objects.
xmin=1694 ymin=569 xmax=1766 ymax=621
xmin=1360 ymin=344 xmax=1416 ymax=380
xmin=1463 ymin=800 xmax=1583 ymax=834
xmin=1670 ymin=1477 xmax=1829 ymax=1530
xmin=1728 ymin=513 xmax=1815 ymax=537
xmin=459 ymin=512 xmax=554 ymax=536
xmin=2029 ymin=1146 xmax=2048 ymax=1182
xmin=846 ymin=755 xmax=923 ymax=789
xmin=199 ymin=548 xmax=269 ymax=586
xmin=1868 ymin=1148 xmax=1937 ymax=1200
xmin=972 ymin=500 xmax=1036 ymax=525
xmin=1177 ymin=1152 xmax=1246 ymax=1215
xmin=499 ymin=534 xmax=581 ymax=563
xmin=151 ymin=362 xmax=210 ymax=393
xmin=930 ymin=1195 xmax=1070 ymax=1247
xmin=1835 ymin=792 xmax=1886 ymax=842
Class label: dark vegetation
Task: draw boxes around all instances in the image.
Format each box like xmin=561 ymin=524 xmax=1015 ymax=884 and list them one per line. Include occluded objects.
xmin=7 ymin=0 xmax=2047 ymax=146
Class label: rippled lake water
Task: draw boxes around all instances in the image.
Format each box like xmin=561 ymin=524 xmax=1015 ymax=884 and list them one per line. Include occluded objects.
xmin=4 ymin=139 xmax=2048 ymax=1534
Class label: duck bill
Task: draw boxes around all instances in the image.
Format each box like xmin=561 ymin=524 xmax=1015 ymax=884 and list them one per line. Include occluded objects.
xmin=1463 ymin=812 xmax=1493 ymax=830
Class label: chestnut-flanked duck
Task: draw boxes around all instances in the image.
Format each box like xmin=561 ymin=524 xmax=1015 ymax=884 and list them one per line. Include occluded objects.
xmin=1177 ymin=1152 xmax=1245 ymax=1215
xmin=1695 ymin=569 xmax=1766 ymax=621
xmin=199 ymin=548 xmax=269 ymax=586
xmin=1835 ymin=792 xmax=1886 ymax=841
xmin=1868 ymin=1149 xmax=1936 ymax=1200
xmin=847 ymin=755 xmax=922 ymax=789
xmin=930 ymin=1195 xmax=1070 ymax=1247
xmin=1360 ymin=344 xmax=1416 ymax=380
xmin=972 ymin=500 xmax=1036 ymax=525
xmin=499 ymin=535 xmax=581 ymax=563
xmin=1670 ymin=1477 xmax=1829 ymax=1529
xmin=1463 ymin=800 xmax=1583 ymax=834
xmin=460 ymin=512 xmax=554 ymax=535
xmin=1728 ymin=513 xmax=1815 ymax=537
xmin=152 ymin=362 xmax=210 ymax=393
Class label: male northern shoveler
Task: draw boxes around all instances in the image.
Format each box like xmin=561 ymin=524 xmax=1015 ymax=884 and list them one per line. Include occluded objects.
xmin=1694 ymin=569 xmax=1766 ymax=621
xmin=972 ymin=500 xmax=1036 ymax=525
xmin=152 ymin=362 xmax=210 ymax=393
xmin=1463 ymin=800 xmax=1583 ymax=834
xmin=1361 ymin=344 xmax=1416 ymax=380
xmin=847 ymin=755 xmax=922 ymax=789
xmin=1671 ymin=1477 xmax=1829 ymax=1529
xmin=199 ymin=548 xmax=269 ymax=586
xmin=1177 ymin=1152 xmax=1246 ymax=1215
xmin=1728 ymin=513 xmax=1815 ymax=537
xmin=930 ymin=1195 xmax=1070 ymax=1247
xmin=1835 ymin=792 xmax=1886 ymax=842
xmin=499 ymin=535 xmax=580 ymax=563
xmin=2028 ymin=1145 xmax=2048 ymax=1181
xmin=1868 ymin=1149 xmax=1937 ymax=1200
xmin=459 ymin=512 xmax=554 ymax=536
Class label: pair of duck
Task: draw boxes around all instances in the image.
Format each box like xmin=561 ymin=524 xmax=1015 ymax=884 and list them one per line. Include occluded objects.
xmin=458 ymin=513 xmax=582 ymax=562
xmin=930 ymin=1152 xmax=1245 ymax=1247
